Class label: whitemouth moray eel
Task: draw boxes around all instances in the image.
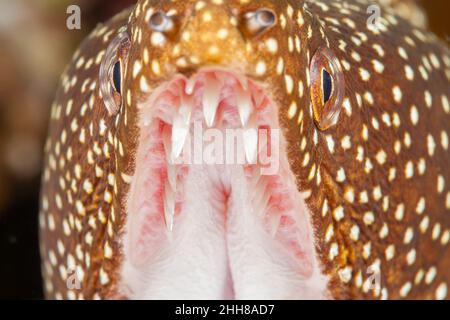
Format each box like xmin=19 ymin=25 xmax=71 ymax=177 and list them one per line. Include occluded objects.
xmin=39 ymin=0 xmax=450 ymax=299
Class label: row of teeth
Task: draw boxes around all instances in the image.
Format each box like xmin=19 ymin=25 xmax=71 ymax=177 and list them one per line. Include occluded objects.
xmin=145 ymin=72 xmax=272 ymax=233
xmin=146 ymin=72 xmax=270 ymax=164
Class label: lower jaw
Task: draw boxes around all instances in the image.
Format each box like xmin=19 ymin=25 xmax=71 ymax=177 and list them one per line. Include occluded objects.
xmin=119 ymin=68 xmax=329 ymax=299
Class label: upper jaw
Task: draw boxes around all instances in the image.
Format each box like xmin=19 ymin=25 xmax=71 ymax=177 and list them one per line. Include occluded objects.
xmin=136 ymin=67 xmax=277 ymax=166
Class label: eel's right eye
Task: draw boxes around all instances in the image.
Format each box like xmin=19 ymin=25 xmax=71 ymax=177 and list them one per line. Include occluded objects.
xmin=100 ymin=31 xmax=130 ymax=115
xmin=112 ymin=61 xmax=122 ymax=94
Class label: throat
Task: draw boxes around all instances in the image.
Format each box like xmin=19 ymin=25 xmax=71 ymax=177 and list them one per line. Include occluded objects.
xmin=119 ymin=69 xmax=328 ymax=299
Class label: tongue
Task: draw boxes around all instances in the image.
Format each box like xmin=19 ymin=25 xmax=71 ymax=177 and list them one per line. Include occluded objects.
xmin=120 ymin=70 xmax=328 ymax=299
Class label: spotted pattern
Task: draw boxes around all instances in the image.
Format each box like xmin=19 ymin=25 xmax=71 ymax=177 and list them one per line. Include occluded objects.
xmin=39 ymin=0 xmax=449 ymax=300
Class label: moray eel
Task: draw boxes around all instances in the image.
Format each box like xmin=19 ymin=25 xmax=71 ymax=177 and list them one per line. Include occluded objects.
xmin=39 ymin=0 xmax=450 ymax=299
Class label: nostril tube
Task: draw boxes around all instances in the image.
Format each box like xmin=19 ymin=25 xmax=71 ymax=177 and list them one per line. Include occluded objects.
xmin=242 ymin=8 xmax=276 ymax=37
xmin=255 ymin=9 xmax=276 ymax=27
xmin=149 ymin=11 xmax=173 ymax=32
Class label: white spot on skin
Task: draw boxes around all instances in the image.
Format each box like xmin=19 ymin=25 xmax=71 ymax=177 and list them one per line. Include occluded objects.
xmin=442 ymin=95 xmax=449 ymax=113
xmin=363 ymin=211 xmax=375 ymax=225
xmin=416 ymin=197 xmax=426 ymax=215
xmin=265 ymin=38 xmax=278 ymax=54
xmin=350 ymin=224 xmax=360 ymax=241
xmin=425 ymin=91 xmax=433 ymax=108
xmin=132 ymin=61 xmax=142 ymax=79
xmin=441 ymin=131 xmax=449 ymax=150
xmin=393 ymin=86 xmax=402 ymax=103
xmin=336 ymin=167 xmax=346 ymax=182
xmin=404 ymin=227 xmax=414 ymax=244
xmin=425 ymin=266 xmax=437 ymax=284
xmin=406 ymin=248 xmax=416 ymax=265
xmin=329 ymin=242 xmax=339 ymax=260
xmin=333 ymin=206 xmax=345 ymax=221
xmin=385 ymin=244 xmax=395 ymax=261
xmin=99 ymin=268 xmax=109 ymax=285
xmin=398 ymin=47 xmax=408 ymax=60
xmin=341 ymin=136 xmax=351 ymax=150
xmin=427 ymin=134 xmax=436 ymax=156
xmin=284 ymin=75 xmax=294 ymax=94
xmin=420 ymin=216 xmax=430 ymax=233
xmin=395 ymin=203 xmax=405 ymax=220
xmin=441 ymin=230 xmax=450 ymax=245
xmin=405 ymin=161 xmax=414 ymax=179
xmin=338 ymin=267 xmax=352 ymax=283
xmin=104 ymin=241 xmax=113 ymax=259
xmin=399 ymin=282 xmax=412 ymax=298
xmin=410 ymin=105 xmax=419 ymax=125
xmin=342 ymin=98 xmax=352 ymax=116
xmin=372 ymin=60 xmax=385 ymax=73
xmin=151 ymin=60 xmax=161 ymax=75
xmin=437 ymin=175 xmax=445 ymax=194
xmin=404 ymin=65 xmax=414 ymax=81
xmin=326 ymin=135 xmax=335 ymax=153
xmin=255 ymin=61 xmax=267 ymax=76
xmin=432 ymin=223 xmax=441 ymax=240
xmin=376 ymin=150 xmax=387 ymax=165
xmin=364 ymin=92 xmax=374 ymax=105
xmin=436 ymin=283 xmax=448 ymax=300
xmin=362 ymin=242 xmax=371 ymax=259
xmin=351 ymin=51 xmax=361 ymax=62
xmin=151 ymin=32 xmax=166 ymax=47
xmin=140 ymin=76 xmax=151 ymax=92
xmin=359 ymin=68 xmax=371 ymax=81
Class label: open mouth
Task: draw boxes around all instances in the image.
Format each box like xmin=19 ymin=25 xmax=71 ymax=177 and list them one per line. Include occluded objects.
xmin=120 ymin=68 xmax=327 ymax=299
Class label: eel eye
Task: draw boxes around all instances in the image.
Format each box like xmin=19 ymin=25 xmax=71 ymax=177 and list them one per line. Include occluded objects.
xmin=112 ymin=61 xmax=122 ymax=94
xmin=322 ymin=69 xmax=332 ymax=104
xmin=100 ymin=31 xmax=130 ymax=115
xmin=309 ymin=47 xmax=345 ymax=130
xmin=241 ymin=8 xmax=276 ymax=37
xmin=149 ymin=11 xmax=173 ymax=32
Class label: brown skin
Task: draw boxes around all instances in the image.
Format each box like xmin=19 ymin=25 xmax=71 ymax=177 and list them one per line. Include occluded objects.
xmin=40 ymin=0 xmax=449 ymax=299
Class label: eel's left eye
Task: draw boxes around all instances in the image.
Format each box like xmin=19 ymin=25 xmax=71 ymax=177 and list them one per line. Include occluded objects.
xmin=322 ymin=69 xmax=332 ymax=104
xmin=309 ymin=47 xmax=345 ymax=130
xmin=149 ymin=11 xmax=173 ymax=32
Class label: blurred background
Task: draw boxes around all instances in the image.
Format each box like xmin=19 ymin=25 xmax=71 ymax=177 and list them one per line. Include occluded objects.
xmin=0 ymin=0 xmax=448 ymax=299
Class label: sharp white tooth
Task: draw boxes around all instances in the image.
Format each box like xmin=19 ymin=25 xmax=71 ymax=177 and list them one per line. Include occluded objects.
xmin=179 ymin=93 xmax=193 ymax=125
xmin=243 ymin=127 xmax=258 ymax=164
xmin=171 ymin=94 xmax=192 ymax=160
xmin=164 ymin=183 xmax=175 ymax=233
xmin=203 ymin=77 xmax=221 ymax=127
xmin=236 ymin=87 xmax=253 ymax=126
xmin=171 ymin=124 xmax=189 ymax=160
xmin=185 ymin=77 xmax=197 ymax=95
xmin=162 ymin=126 xmax=173 ymax=163
xmin=167 ymin=164 xmax=177 ymax=191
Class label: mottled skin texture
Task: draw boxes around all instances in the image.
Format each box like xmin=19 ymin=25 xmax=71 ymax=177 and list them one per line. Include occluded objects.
xmin=40 ymin=0 xmax=450 ymax=299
